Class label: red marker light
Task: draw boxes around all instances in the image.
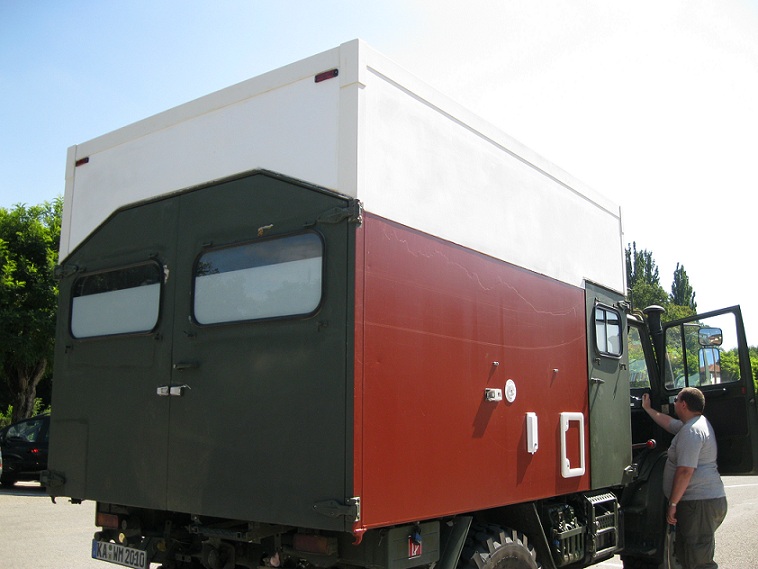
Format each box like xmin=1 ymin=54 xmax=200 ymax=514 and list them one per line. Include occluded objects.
xmin=96 ymin=512 xmax=120 ymax=529
xmin=315 ymin=69 xmax=339 ymax=83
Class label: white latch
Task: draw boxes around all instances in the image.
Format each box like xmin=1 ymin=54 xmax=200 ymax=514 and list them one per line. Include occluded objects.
xmin=484 ymin=388 xmax=503 ymax=402
xmin=157 ymin=384 xmax=191 ymax=397
xmin=526 ymin=412 xmax=539 ymax=454
xmin=170 ymin=384 xmax=190 ymax=397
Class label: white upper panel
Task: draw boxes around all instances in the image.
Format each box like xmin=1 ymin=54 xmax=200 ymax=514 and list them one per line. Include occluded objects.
xmin=61 ymin=39 xmax=624 ymax=293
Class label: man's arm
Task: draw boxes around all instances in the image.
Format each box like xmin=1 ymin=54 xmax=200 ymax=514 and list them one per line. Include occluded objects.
xmin=666 ymin=466 xmax=695 ymax=524
xmin=642 ymin=393 xmax=677 ymax=433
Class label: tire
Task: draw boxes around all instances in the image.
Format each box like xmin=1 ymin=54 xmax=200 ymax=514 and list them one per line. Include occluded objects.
xmin=460 ymin=523 xmax=540 ymax=569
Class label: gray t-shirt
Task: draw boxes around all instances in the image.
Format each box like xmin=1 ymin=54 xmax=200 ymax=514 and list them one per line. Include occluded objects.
xmin=663 ymin=414 xmax=726 ymax=501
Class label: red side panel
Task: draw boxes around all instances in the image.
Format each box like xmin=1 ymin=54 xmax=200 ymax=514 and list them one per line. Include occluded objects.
xmin=354 ymin=213 xmax=590 ymax=531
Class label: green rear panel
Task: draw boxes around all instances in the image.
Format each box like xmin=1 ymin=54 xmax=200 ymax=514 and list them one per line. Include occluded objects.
xmin=49 ymin=172 xmax=354 ymax=530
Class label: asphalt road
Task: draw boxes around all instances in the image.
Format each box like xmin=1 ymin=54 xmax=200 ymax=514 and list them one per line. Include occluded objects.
xmin=594 ymin=475 xmax=758 ymax=568
xmin=1 ymin=477 xmax=756 ymax=569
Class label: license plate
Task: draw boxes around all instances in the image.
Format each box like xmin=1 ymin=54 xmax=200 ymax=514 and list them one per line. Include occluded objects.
xmin=92 ymin=540 xmax=149 ymax=569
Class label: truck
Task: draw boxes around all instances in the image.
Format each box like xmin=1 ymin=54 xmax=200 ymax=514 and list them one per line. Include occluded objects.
xmin=44 ymin=39 xmax=758 ymax=569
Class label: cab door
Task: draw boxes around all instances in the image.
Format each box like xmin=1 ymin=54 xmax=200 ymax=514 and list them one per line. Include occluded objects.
xmin=586 ymin=282 xmax=632 ymax=489
xmin=662 ymin=306 xmax=758 ymax=474
xmin=165 ymin=173 xmax=355 ymax=530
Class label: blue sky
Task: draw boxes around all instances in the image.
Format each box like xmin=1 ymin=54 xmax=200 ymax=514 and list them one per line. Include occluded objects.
xmin=3 ymin=0 xmax=758 ymax=340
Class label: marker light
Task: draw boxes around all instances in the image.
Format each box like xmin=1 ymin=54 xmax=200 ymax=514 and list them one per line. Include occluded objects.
xmin=315 ymin=69 xmax=339 ymax=83
xmin=96 ymin=512 xmax=120 ymax=529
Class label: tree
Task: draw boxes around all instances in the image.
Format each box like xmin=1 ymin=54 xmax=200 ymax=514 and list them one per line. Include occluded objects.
xmin=0 ymin=199 xmax=62 ymax=423
xmin=625 ymin=243 xmax=698 ymax=321
xmin=671 ymin=263 xmax=697 ymax=310
xmin=625 ymin=242 xmax=668 ymax=310
xmin=720 ymin=347 xmax=758 ymax=394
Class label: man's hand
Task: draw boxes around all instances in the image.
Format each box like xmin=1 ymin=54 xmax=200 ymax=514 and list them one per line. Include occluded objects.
xmin=666 ymin=503 xmax=677 ymax=525
xmin=668 ymin=466 xmax=696 ymax=525
xmin=642 ymin=392 xmax=652 ymax=412
xmin=642 ymin=393 xmax=676 ymax=432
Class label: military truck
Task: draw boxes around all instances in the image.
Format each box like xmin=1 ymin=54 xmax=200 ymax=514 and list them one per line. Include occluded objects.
xmin=45 ymin=40 xmax=758 ymax=569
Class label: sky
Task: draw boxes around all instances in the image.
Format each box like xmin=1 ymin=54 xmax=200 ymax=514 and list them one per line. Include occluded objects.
xmin=2 ymin=0 xmax=758 ymax=341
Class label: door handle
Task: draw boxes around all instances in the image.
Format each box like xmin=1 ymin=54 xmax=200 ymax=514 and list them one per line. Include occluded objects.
xmin=169 ymin=384 xmax=191 ymax=397
xmin=173 ymin=361 xmax=199 ymax=371
xmin=157 ymin=384 xmax=191 ymax=397
xmin=591 ymin=377 xmax=606 ymax=385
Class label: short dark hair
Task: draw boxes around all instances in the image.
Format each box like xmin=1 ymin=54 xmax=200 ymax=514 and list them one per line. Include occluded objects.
xmin=678 ymin=387 xmax=705 ymax=413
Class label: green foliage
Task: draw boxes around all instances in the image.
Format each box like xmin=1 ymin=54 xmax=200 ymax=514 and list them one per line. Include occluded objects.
xmin=626 ymin=240 xmax=757 ymax=392
xmin=625 ymin=242 xmax=669 ymax=311
xmin=0 ymin=398 xmax=50 ymax=428
xmin=664 ymin=303 xmax=697 ymax=323
xmin=624 ymin=242 xmax=697 ymax=321
xmin=719 ymin=348 xmax=758 ymax=394
xmin=0 ymin=198 xmax=62 ymax=423
xmin=671 ymin=263 xmax=697 ymax=310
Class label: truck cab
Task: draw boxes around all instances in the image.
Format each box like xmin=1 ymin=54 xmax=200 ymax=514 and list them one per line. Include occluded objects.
xmin=621 ymin=305 xmax=758 ymax=566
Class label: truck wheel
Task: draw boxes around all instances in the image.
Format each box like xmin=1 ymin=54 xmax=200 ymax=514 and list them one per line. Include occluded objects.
xmin=460 ymin=523 xmax=540 ymax=569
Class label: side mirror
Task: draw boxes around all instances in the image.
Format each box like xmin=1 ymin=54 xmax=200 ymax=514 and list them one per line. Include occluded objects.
xmin=698 ymin=327 xmax=723 ymax=347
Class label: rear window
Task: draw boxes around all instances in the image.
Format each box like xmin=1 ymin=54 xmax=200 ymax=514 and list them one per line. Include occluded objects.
xmin=193 ymin=232 xmax=324 ymax=324
xmin=71 ymin=263 xmax=162 ymax=338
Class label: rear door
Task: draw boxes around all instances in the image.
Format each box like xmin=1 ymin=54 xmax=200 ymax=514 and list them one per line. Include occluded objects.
xmin=165 ymin=174 xmax=354 ymax=529
xmin=51 ymin=172 xmax=356 ymax=529
xmin=50 ymin=198 xmax=179 ymax=505
xmin=663 ymin=306 xmax=758 ymax=474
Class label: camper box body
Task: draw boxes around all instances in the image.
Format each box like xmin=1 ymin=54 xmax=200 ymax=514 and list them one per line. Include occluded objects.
xmin=49 ymin=40 xmax=626 ymax=538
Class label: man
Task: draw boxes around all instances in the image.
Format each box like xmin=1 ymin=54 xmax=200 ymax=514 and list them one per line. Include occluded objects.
xmin=641 ymin=387 xmax=727 ymax=569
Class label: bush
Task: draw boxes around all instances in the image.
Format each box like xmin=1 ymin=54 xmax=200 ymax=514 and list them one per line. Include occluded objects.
xmin=0 ymin=398 xmax=50 ymax=428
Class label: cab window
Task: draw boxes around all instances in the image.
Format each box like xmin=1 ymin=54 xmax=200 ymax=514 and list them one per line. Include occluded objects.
xmin=595 ymin=305 xmax=622 ymax=356
xmin=71 ymin=263 xmax=162 ymax=338
xmin=628 ymin=324 xmax=652 ymax=389
xmin=664 ymin=313 xmax=740 ymax=389
xmin=193 ymin=231 xmax=323 ymax=325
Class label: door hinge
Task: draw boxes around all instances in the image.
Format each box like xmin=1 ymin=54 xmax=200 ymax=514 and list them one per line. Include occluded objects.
xmin=53 ymin=264 xmax=83 ymax=280
xmin=313 ymin=497 xmax=361 ymax=522
xmin=316 ymin=200 xmax=363 ymax=226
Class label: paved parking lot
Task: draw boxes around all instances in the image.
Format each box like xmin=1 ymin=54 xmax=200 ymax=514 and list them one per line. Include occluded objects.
xmin=2 ymin=477 xmax=757 ymax=568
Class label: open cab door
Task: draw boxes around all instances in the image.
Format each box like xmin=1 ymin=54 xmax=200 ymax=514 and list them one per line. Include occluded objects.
xmin=662 ymin=306 xmax=758 ymax=474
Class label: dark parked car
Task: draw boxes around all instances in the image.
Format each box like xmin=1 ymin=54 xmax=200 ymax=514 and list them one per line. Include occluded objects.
xmin=0 ymin=414 xmax=49 ymax=486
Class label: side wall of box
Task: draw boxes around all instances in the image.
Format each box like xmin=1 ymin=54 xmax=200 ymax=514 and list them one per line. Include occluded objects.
xmin=353 ymin=213 xmax=592 ymax=531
